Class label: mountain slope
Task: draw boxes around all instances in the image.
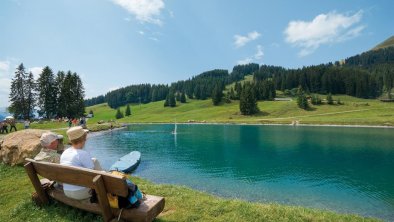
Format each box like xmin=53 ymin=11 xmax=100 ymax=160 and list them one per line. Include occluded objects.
xmin=372 ymin=36 xmax=394 ymax=50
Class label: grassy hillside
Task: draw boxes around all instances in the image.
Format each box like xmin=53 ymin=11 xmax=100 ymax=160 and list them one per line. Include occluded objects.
xmin=224 ymin=75 xmax=253 ymax=92
xmin=86 ymin=94 xmax=394 ymax=126
xmin=372 ymin=35 xmax=394 ymax=50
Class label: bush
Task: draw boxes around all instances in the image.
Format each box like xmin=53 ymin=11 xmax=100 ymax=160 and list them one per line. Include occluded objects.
xmin=115 ymin=108 xmax=124 ymax=119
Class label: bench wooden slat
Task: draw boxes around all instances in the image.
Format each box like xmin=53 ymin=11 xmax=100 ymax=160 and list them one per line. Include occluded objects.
xmin=47 ymin=187 xmax=165 ymax=222
xmin=24 ymin=162 xmax=49 ymax=204
xmin=26 ymin=158 xmax=128 ymax=197
xmin=93 ymin=175 xmax=113 ymax=222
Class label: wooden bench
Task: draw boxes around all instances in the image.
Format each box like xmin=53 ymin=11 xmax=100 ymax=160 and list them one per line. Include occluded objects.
xmin=24 ymin=158 xmax=165 ymax=222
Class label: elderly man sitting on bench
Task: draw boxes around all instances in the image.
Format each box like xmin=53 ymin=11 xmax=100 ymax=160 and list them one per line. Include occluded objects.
xmin=34 ymin=132 xmax=64 ymax=163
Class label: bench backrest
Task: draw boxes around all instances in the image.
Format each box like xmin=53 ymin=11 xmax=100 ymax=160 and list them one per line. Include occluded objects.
xmin=25 ymin=158 xmax=129 ymax=197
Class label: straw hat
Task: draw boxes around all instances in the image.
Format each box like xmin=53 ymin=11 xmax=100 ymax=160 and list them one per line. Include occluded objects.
xmin=67 ymin=126 xmax=89 ymax=141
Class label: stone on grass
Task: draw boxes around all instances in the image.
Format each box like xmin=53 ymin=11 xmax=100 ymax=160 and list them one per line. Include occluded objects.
xmin=0 ymin=129 xmax=48 ymax=166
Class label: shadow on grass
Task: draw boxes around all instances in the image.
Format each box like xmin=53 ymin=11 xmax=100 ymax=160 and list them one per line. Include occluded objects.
xmin=10 ymin=199 xmax=101 ymax=222
xmin=253 ymin=111 xmax=270 ymax=116
xmin=306 ymin=107 xmax=317 ymax=111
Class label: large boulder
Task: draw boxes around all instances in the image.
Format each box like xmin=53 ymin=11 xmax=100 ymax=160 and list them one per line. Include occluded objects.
xmin=0 ymin=129 xmax=49 ymax=166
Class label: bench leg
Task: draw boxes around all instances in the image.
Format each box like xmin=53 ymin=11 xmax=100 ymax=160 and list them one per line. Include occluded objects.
xmin=24 ymin=162 xmax=49 ymax=205
xmin=93 ymin=175 xmax=113 ymax=222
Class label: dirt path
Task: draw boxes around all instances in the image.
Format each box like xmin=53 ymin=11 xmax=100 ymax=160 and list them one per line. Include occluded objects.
xmin=258 ymin=107 xmax=389 ymax=121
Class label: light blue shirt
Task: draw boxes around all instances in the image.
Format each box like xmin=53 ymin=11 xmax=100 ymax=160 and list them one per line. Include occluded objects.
xmin=60 ymin=147 xmax=94 ymax=191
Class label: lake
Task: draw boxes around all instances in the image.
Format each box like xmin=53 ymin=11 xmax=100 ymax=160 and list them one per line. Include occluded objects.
xmin=85 ymin=124 xmax=394 ymax=220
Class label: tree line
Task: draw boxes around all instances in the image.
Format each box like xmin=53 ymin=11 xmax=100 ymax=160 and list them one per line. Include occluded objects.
xmin=256 ymin=47 xmax=394 ymax=99
xmin=9 ymin=63 xmax=85 ymax=119
xmin=85 ymin=65 xmax=258 ymax=109
xmin=84 ymin=47 xmax=394 ymax=115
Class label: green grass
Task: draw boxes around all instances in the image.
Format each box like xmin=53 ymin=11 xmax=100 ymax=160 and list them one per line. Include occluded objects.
xmin=0 ymin=163 xmax=380 ymax=221
xmin=372 ymin=36 xmax=394 ymax=50
xmin=224 ymin=75 xmax=254 ymax=93
xmin=86 ymin=94 xmax=394 ymax=126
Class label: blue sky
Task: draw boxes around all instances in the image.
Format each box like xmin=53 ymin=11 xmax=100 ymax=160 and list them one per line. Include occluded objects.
xmin=0 ymin=0 xmax=393 ymax=107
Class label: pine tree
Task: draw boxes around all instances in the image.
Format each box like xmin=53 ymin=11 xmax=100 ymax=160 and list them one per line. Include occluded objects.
xmin=224 ymin=91 xmax=232 ymax=103
xmin=297 ymin=86 xmax=309 ymax=110
xmin=125 ymin=104 xmax=131 ymax=116
xmin=164 ymin=95 xmax=169 ymax=107
xmin=151 ymin=89 xmax=158 ymax=102
xmin=327 ymin=93 xmax=334 ymax=105
xmin=115 ymin=108 xmax=124 ymax=119
xmin=180 ymin=92 xmax=187 ymax=103
xmin=176 ymin=92 xmax=181 ymax=101
xmin=73 ymin=72 xmax=85 ymax=117
xmin=311 ymin=94 xmax=322 ymax=105
xmin=234 ymin=82 xmax=242 ymax=99
xmin=56 ymin=71 xmax=85 ymax=118
xmin=25 ymin=71 xmax=36 ymax=119
xmin=9 ymin=63 xmax=28 ymax=119
xmin=240 ymin=82 xmax=259 ymax=115
xmin=55 ymin=71 xmax=66 ymax=117
xmin=168 ymin=89 xmax=176 ymax=107
xmin=211 ymin=84 xmax=223 ymax=106
xmin=229 ymin=88 xmax=236 ymax=100
xmin=37 ymin=66 xmax=57 ymax=118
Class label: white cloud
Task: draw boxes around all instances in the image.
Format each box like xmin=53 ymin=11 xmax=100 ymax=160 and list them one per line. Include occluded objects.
xmin=108 ymin=86 xmax=120 ymax=92
xmin=271 ymin=42 xmax=280 ymax=48
xmin=234 ymin=31 xmax=261 ymax=48
xmin=254 ymin=45 xmax=264 ymax=60
xmin=169 ymin=10 xmax=174 ymax=18
xmin=29 ymin=67 xmax=43 ymax=80
xmin=0 ymin=77 xmax=11 ymax=94
xmin=138 ymin=31 xmax=145 ymax=35
xmin=284 ymin=10 xmax=364 ymax=56
xmin=237 ymin=58 xmax=253 ymax=65
xmin=0 ymin=61 xmax=10 ymax=74
xmin=0 ymin=77 xmax=11 ymax=107
xmin=237 ymin=45 xmax=264 ymax=65
xmin=149 ymin=37 xmax=159 ymax=42
xmin=112 ymin=0 xmax=165 ymax=26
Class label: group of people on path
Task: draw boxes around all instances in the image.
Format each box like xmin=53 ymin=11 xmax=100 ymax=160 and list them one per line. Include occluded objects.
xmin=0 ymin=119 xmax=18 ymax=134
xmin=67 ymin=117 xmax=86 ymax=129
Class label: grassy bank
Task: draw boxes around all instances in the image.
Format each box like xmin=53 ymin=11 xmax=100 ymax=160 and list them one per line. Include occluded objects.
xmin=0 ymin=163 xmax=379 ymax=221
xmin=86 ymin=94 xmax=394 ymax=126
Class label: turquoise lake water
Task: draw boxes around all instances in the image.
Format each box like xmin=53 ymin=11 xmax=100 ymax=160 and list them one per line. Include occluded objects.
xmin=85 ymin=124 xmax=394 ymax=220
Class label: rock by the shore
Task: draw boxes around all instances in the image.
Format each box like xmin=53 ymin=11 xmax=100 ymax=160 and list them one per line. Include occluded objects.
xmin=0 ymin=129 xmax=48 ymax=166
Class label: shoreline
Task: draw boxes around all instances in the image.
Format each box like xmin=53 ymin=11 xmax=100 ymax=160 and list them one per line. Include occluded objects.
xmin=87 ymin=126 xmax=127 ymax=138
xmin=123 ymin=121 xmax=394 ymax=129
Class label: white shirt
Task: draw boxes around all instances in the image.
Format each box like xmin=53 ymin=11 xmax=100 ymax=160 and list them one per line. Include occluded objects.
xmin=60 ymin=147 xmax=94 ymax=191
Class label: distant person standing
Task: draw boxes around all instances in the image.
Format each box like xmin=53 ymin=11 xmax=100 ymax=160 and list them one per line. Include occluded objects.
xmin=1 ymin=121 xmax=8 ymax=133
xmin=72 ymin=118 xmax=78 ymax=126
xmin=24 ymin=119 xmax=30 ymax=129
xmin=9 ymin=119 xmax=17 ymax=132
xmin=0 ymin=121 xmax=4 ymax=134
